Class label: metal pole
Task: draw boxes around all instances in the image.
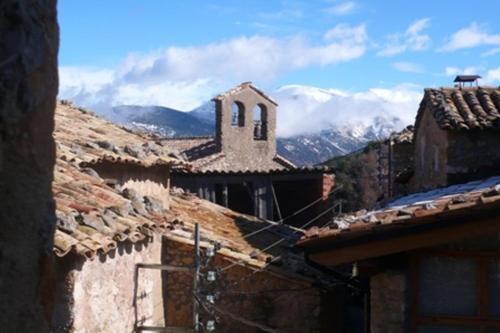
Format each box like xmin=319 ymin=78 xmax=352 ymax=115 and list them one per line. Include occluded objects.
xmin=271 ymin=184 xmax=283 ymax=222
xmin=193 ymin=223 xmax=200 ymax=331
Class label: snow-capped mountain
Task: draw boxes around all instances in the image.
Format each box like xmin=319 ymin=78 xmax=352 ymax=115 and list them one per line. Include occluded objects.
xmin=96 ymin=84 xmax=418 ymax=165
xmin=110 ymin=105 xmax=214 ymax=137
xmin=277 ymin=117 xmax=403 ymax=165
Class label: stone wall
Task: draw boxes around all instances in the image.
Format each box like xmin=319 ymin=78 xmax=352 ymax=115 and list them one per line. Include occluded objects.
xmin=214 ymin=87 xmax=283 ymax=171
xmin=413 ymin=108 xmax=448 ymax=191
xmin=91 ymin=162 xmax=170 ymax=209
xmin=447 ymin=130 xmax=500 ymax=184
xmin=390 ymin=140 xmax=414 ymax=197
xmin=413 ymin=106 xmax=500 ymax=191
xmin=0 ymin=0 xmax=59 ymax=331
xmin=163 ymin=240 xmax=322 ymax=332
xmin=370 ymin=271 xmax=408 ymax=333
xmin=52 ymin=235 xmax=164 ymax=332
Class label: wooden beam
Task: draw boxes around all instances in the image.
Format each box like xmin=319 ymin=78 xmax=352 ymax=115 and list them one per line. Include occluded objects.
xmin=136 ymin=263 xmax=193 ymax=272
xmin=309 ymin=216 xmax=500 ymax=266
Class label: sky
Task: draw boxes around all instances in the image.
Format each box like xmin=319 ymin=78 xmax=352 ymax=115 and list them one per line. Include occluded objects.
xmin=57 ymin=0 xmax=500 ymax=135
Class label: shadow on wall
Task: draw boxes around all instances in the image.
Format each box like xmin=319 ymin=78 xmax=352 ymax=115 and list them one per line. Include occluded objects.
xmin=0 ymin=0 xmax=59 ymax=331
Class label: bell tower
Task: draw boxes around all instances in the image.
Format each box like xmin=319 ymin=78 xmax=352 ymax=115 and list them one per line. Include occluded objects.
xmin=212 ymin=82 xmax=278 ymax=170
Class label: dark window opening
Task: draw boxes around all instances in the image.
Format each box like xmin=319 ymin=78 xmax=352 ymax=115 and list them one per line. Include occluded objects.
xmin=227 ymin=182 xmax=254 ymax=215
xmin=214 ymin=183 xmax=227 ymax=207
xmin=231 ymin=101 xmax=245 ymax=127
xmin=253 ymin=104 xmax=267 ymax=140
xmin=272 ymin=179 xmax=331 ymax=227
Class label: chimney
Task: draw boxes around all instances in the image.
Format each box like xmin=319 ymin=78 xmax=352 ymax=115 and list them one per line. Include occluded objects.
xmin=453 ymin=75 xmax=481 ymax=88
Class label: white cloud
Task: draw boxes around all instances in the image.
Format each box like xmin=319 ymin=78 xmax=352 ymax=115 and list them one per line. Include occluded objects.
xmin=486 ymin=67 xmax=500 ymax=82
xmin=273 ymin=84 xmax=422 ymax=137
xmin=59 ymin=26 xmax=368 ymax=111
xmin=325 ymin=1 xmax=357 ymax=15
xmin=442 ymin=66 xmax=500 ymax=85
xmin=324 ymin=23 xmax=366 ymax=43
xmin=378 ymin=18 xmax=431 ymax=56
xmin=440 ymin=23 xmax=500 ymax=52
xmin=481 ymin=47 xmax=500 ymax=57
xmin=258 ymin=9 xmax=303 ymax=20
xmin=444 ymin=66 xmax=481 ymax=77
xmin=392 ymin=62 xmax=424 ymax=73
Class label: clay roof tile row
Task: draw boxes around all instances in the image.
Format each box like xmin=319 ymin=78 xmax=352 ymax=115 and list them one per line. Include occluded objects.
xmin=416 ymin=87 xmax=500 ymax=132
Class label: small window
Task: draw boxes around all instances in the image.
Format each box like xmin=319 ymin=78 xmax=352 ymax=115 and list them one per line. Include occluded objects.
xmin=253 ymin=104 xmax=267 ymax=140
xmin=419 ymin=256 xmax=478 ymax=316
xmin=414 ymin=254 xmax=500 ymax=332
xmin=231 ymin=101 xmax=244 ymax=127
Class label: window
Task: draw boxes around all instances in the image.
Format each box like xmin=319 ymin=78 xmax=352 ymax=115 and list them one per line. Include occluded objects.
xmin=231 ymin=101 xmax=245 ymax=127
xmin=253 ymin=103 xmax=267 ymax=140
xmin=413 ymin=254 xmax=500 ymax=332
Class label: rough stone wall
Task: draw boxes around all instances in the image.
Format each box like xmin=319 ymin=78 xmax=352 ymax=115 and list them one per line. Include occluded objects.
xmin=390 ymin=141 xmax=414 ymax=197
xmin=0 ymin=1 xmax=59 ymax=331
xmin=413 ymin=108 xmax=448 ymax=191
xmin=215 ymin=87 xmax=283 ymax=171
xmin=163 ymin=240 xmax=322 ymax=332
xmin=370 ymin=271 xmax=407 ymax=333
xmin=52 ymin=236 xmax=164 ymax=332
xmin=447 ymin=130 xmax=500 ymax=184
xmin=92 ymin=162 xmax=170 ymax=208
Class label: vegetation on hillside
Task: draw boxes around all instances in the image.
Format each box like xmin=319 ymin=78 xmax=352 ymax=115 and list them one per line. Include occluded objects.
xmin=322 ymin=141 xmax=383 ymax=213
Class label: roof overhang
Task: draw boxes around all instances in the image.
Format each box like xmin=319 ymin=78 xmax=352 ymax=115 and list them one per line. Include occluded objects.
xmin=298 ymin=200 xmax=500 ymax=266
xmin=171 ymin=165 xmax=334 ymax=176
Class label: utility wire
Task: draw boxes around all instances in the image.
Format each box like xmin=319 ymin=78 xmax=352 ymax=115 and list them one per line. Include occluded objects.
xmin=198 ymin=298 xmax=284 ymax=333
xmin=239 ymin=185 xmax=342 ymax=241
xmin=219 ymin=202 xmax=338 ymax=273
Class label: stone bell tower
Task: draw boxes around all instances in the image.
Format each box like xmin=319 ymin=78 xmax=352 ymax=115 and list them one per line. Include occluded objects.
xmin=211 ymin=82 xmax=278 ymax=170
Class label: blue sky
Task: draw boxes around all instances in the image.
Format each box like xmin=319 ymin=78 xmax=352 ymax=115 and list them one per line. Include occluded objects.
xmin=58 ymin=0 xmax=500 ymax=113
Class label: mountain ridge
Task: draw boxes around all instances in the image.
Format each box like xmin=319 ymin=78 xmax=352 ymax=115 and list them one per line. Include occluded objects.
xmin=93 ymin=84 xmax=414 ymax=165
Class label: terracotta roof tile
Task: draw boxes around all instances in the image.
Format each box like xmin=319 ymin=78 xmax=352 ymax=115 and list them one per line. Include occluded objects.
xmin=416 ymin=87 xmax=500 ymax=131
xmin=55 ymin=101 xmax=189 ymax=169
xmin=162 ymin=136 xmax=296 ymax=172
xmin=213 ymin=82 xmax=278 ymax=106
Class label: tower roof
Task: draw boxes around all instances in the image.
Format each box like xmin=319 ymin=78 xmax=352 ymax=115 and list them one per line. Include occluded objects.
xmin=212 ymin=82 xmax=278 ymax=106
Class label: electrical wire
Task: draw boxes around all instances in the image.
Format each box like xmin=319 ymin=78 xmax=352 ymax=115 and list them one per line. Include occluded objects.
xmin=197 ymin=298 xmax=284 ymax=333
xmin=239 ymin=185 xmax=342 ymax=241
xmin=219 ymin=202 xmax=339 ymax=273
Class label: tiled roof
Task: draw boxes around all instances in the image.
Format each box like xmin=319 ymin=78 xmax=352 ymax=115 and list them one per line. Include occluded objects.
xmin=52 ymin=101 xmax=335 ymax=285
xmin=173 ymin=165 xmax=333 ymax=176
xmin=162 ymin=136 xmax=295 ymax=172
xmin=165 ymin=191 xmax=303 ymax=267
xmin=52 ymin=104 xmax=304 ymax=267
xmin=55 ymin=101 xmax=189 ymax=168
xmin=390 ymin=125 xmax=414 ymax=144
xmin=213 ymin=82 xmax=278 ymax=106
xmin=298 ymin=176 xmax=500 ymax=247
xmin=53 ymin=156 xmax=301 ymax=269
xmin=416 ymin=87 xmax=500 ymax=131
xmin=53 ymin=158 xmax=173 ymax=259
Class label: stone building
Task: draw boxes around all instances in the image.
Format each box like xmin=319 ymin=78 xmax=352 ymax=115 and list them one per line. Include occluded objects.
xmin=299 ymin=176 xmax=500 ymax=333
xmin=387 ymin=126 xmax=415 ymax=197
xmin=412 ymin=87 xmax=500 ymax=191
xmin=166 ymin=82 xmax=335 ymax=226
xmin=50 ymin=102 xmax=333 ymax=332
xmin=298 ymin=83 xmax=500 ymax=332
